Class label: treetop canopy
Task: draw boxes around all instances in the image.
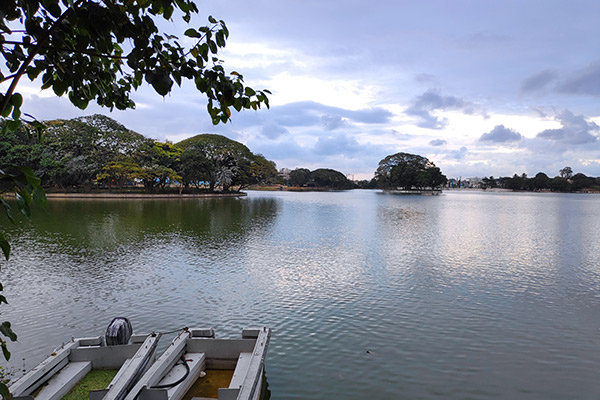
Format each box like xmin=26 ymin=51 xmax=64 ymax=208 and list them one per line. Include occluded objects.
xmin=0 ymin=0 xmax=270 ymax=127
xmin=375 ymin=152 xmax=447 ymax=190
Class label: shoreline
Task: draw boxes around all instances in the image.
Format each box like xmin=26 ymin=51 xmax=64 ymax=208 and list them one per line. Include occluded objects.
xmin=4 ymin=192 xmax=247 ymax=199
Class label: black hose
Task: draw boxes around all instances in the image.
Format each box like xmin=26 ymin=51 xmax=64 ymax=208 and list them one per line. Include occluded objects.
xmin=116 ymin=334 xmax=162 ymax=400
xmin=150 ymin=354 xmax=190 ymax=389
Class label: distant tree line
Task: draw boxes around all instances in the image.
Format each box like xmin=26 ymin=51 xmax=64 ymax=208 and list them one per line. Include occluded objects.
xmin=286 ymin=168 xmax=355 ymax=189
xmin=0 ymin=115 xmax=280 ymax=192
xmin=474 ymin=166 xmax=600 ymax=192
xmin=285 ymin=152 xmax=448 ymax=191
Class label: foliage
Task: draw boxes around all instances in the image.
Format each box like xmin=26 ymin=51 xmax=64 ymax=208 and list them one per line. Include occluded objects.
xmin=355 ymin=178 xmax=378 ymax=189
xmin=559 ymin=166 xmax=573 ymax=179
xmin=177 ymin=134 xmax=254 ymax=191
xmin=479 ymin=170 xmax=600 ymax=192
xmin=288 ymin=168 xmax=311 ymax=187
xmin=532 ymin=172 xmax=551 ymax=190
xmin=0 ymin=0 xmax=270 ymax=125
xmin=310 ymin=169 xmax=354 ymax=189
xmin=249 ymin=155 xmax=281 ymax=187
xmin=136 ymin=141 xmax=182 ymax=191
xmin=375 ymin=152 xmax=447 ymax=190
xmin=0 ymin=166 xmax=46 ymax=395
xmin=95 ymin=159 xmax=145 ymax=189
xmin=286 ymin=167 xmax=353 ymax=189
xmin=1 ymin=0 xmax=271 ymax=395
xmin=0 ymin=115 xmax=154 ymax=189
xmin=2 ymin=116 xmax=279 ymax=193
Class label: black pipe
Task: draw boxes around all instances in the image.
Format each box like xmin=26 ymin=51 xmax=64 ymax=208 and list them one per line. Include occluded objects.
xmin=150 ymin=354 xmax=190 ymax=389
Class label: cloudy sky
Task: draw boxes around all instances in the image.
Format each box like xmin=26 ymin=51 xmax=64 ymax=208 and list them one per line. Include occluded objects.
xmin=9 ymin=0 xmax=600 ymax=179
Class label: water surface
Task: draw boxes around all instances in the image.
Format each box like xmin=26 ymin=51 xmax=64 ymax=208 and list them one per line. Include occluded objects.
xmin=2 ymin=190 xmax=600 ymax=399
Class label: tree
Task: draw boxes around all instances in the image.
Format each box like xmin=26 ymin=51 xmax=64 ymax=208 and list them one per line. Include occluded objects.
xmin=480 ymin=176 xmax=498 ymax=189
xmin=288 ymin=168 xmax=311 ymax=187
xmin=179 ymin=150 xmax=211 ymax=189
xmin=136 ymin=141 xmax=183 ymax=191
xmin=559 ymin=166 xmax=573 ymax=179
xmin=176 ymin=134 xmax=254 ymax=192
xmin=310 ymin=168 xmax=353 ymax=189
xmin=532 ymin=172 xmax=551 ymax=190
xmin=571 ymin=173 xmax=594 ymax=191
xmin=374 ymin=152 xmax=447 ymax=190
xmin=1 ymin=1 xmax=270 ymax=393
xmin=550 ymin=176 xmax=570 ymax=192
xmin=248 ymin=154 xmax=280 ymax=187
xmin=356 ymin=178 xmax=377 ymax=189
xmin=95 ymin=159 xmax=144 ymax=189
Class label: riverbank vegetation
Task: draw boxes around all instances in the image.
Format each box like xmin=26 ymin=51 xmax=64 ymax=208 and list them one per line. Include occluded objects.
xmin=285 ymin=168 xmax=355 ymax=190
xmin=453 ymin=167 xmax=600 ymax=193
xmin=0 ymin=115 xmax=280 ymax=193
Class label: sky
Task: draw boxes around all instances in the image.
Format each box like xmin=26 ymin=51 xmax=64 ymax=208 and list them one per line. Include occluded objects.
xmin=6 ymin=0 xmax=600 ymax=179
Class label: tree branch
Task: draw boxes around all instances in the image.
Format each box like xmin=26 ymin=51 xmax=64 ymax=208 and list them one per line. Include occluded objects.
xmin=2 ymin=40 xmax=29 ymax=45
xmin=1 ymin=73 xmax=19 ymax=83
xmin=0 ymin=0 xmax=84 ymax=115
xmin=43 ymin=45 xmax=127 ymax=60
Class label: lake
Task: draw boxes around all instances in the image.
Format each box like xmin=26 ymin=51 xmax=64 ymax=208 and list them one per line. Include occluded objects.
xmin=2 ymin=190 xmax=600 ymax=399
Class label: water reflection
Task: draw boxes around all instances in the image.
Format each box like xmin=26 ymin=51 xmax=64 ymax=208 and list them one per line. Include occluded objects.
xmin=2 ymin=191 xmax=600 ymax=399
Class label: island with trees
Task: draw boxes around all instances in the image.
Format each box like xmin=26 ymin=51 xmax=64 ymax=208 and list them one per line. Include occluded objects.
xmin=0 ymin=114 xmax=280 ymax=194
xmin=373 ymin=152 xmax=447 ymax=194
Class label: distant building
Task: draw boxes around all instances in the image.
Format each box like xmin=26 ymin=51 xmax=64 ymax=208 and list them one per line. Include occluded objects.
xmin=446 ymin=177 xmax=483 ymax=188
xmin=278 ymin=168 xmax=291 ymax=181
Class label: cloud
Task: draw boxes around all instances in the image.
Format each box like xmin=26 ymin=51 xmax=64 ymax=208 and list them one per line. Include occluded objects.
xmin=268 ymin=101 xmax=393 ymax=128
xmin=521 ymin=60 xmax=600 ymax=97
xmin=414 ymin=73 xmax=438 ymax=85
xmin=261 ymin=121 xmax=289 ymax=139
xmin=405 ymin=89 xmax=485 ymax=129
xmin=429 ymin=139 xmax=447 ymax=146
xmin=321 ymin=114 xmax=348 ymax=130
xmin=520 ymin=69 xmax=558 ymax=94
xmin=479 ymin=125 xmax=523 ymax=143
xmin=536 ymin=110 xmax=599 ymax=145
xmin=314 ymin=133 xmax=362 ymax=156
xmin=448 ymin=146 xmax=468 ymax=160
xmin=557 ymin=60 xmax=600 ymax=96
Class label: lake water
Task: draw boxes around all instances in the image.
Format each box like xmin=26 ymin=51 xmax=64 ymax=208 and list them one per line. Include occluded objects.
xmin=2 ymin=190 xmax=600 ymax=399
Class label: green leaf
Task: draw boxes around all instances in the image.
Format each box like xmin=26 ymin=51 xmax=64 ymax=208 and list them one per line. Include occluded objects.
xmin=0 ymin=381 xmax=10 ymax=399
xmin=163 ymin=5 xmax=173 ymax=19
xmin=0 ymin=232 xmax=10 ymax=261
xmin=208 ymin=40 xmax=217 ymax=54
xmin=45 ymin=1 xmax=62 ymax=18
xmin=15 ymin=191 xmax=31 ymax=218
xmin=216 ymin=31 xmax=225 ymax=47
xmin=33 ymin=186 xmax=47 ymax=206
xmin=18 ymin=166 xmax=41 ymax=187
xmin=1 ymin=104 xmax=13 ymax=118
xmin=208 ymin=15 xmax=217 ymax=24
xmin=184 ymin=28 xmax=201 ymax=38
xmin=150 ymin=71 xmax=173 ymax=96
xmin=0 ymin=322 xmax=17 ymax=342
xmin=10 ymin=93 xmax=23 ymax=108
xmin=244 ymin=87 xmax=256 ymax=96
xmin=1 ymin=339 xmax=10 ymax=361
xmin=0 ymin=199 xmax=15 ymax=224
